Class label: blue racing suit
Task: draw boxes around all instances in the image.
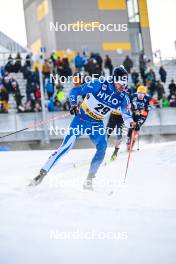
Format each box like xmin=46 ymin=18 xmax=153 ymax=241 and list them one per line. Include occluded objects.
xmin=42 ymin=80 xmax=133 ymax=177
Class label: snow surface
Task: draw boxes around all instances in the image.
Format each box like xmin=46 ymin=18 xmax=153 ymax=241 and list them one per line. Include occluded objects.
xmin=0 ymin=141 xmax=176 ymax=264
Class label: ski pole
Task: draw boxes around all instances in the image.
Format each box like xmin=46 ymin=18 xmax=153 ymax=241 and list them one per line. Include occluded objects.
xmin=0 ymin=112 xmax=70 ymax=140
xmin=123 ymin=129 xmax=135 ymax=183
xmin=0 ymin=127 xmax=29 ymax=139
xmin=137 ymin=133 xmax=140 ymax=151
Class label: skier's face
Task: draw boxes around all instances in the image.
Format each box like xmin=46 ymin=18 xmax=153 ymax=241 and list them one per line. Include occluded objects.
xmin=114 ymin=82 xmax=126 ymax=93
xmin=137 ymin=92 xmax=145 ymax=100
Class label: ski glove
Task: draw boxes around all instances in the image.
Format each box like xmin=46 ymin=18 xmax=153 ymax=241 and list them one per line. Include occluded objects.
xmin=130 ymin=122 xmax=137 ymax=129
xmin=135 ymin=122 xmax=140 ymax=130
xmin=70 ymin=105 xmax=79 ymax=115
xmin=134 ymin=110 xmax=141 ymax=116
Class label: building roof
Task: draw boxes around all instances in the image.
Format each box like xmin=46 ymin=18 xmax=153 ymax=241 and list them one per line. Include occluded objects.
xmin=0 ymin=31 xmax=28 ymax=53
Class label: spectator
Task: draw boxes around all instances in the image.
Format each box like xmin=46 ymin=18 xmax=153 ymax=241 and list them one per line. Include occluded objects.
xmin=156 ymin=80 xmax=165 ymax=100
xmin=161 ymin=95 xmax=170 ymax=108
xmin=62 ymin=57 xmax=72 ymax=78
xmin=14 ymin=53 xmax=22 ymax=73
xmin=146 ymin=68 xmax=156 ymax=82
xmin=94 ymin=53 xmax=103 ymax=73
xmin=22 ymin=62 xmax=31 ymax=80
xmin=62 ymin=97 xmax=70 ymax=111
xmin=159 ymin=66 xmax=167 ymax=83
xmin=5 ymin=55 xmax=14 ymax=73
xmin=168 ymin=79 xmax=176 ymax=95
xmin=123 ymin=55 xmax=133 ymax=73
xmin=3 ymin=74 xmax=13 ymax=93
xmin=48 ymin=97 xmax=55 ymax=112
xmin=11 ymin=80 xmax=24 ymax=112
xmin=169 ymin=94 xmax=176 ymax=107
xmin=74 ymin=52 xmax=84 ymax=71
xmin=50 ymin=50 xmax=58 ymax=65
xmin=0 ymin=65 xmax=5 ymax=78
xmin=42 ymin=59 xmax=51 ymax=79
xmin=128 ymin=83 xmax=136 ymax=95
xmin=55 ymin=56 xmax=63 ymax=75
xmin=45 ymin=79 xmax=55 ymax=99
xmin=34 ymin=88 xmax=42 ymax=112
xmin=86 ymin=58 xmax=100 ymax=76
xmin=104 ymin=55 xmax=113 ymax=75
xmin=11 ymin=79 xmax=20 ymax=92
xmin=131 ymin=68 xmax=139 ymax=86
xmin=147 ymin=80 xmax=157 ymax=97
xmin=25 ymin=53 xmax=32 ymax=68
xmin=0 ymin=82 xmax=9 ymax=113
xmin=33 ymin=67 xmax=40 ymax=85
xmin=25 ymin=95 xmax=34 ymax=112
xmin=14 ymin=88 xmax=25 ymax=112
xmin=35 ymin=87 xmax=41 ymax=100
xmin=25 ymin=91 xmax=41 ymax=112
xmin=55 ymin=87 xmax=65 ymax=111
xmin=139 ymin=52 xmax=147 ymax=84
xmin=82 ymin=51 xmax=88 ymax=70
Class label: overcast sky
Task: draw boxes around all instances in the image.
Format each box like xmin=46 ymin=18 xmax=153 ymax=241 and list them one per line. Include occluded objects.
xmin=0 ymin=0 xmax=175 ymax=58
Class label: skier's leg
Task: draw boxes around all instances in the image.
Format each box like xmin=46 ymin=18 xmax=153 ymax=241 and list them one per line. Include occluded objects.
xmin=115 ymin=135 xmax=123 ymax=148
xmin=83 ymin=123 xmax=107 ymax=190
xmin=88 ymin=124 xmax=107 ymax=178
xmin=106 ymin=114 xmax=117 ymax=138
xmin=30 ymin=116 xmax=85 ymax=185
xmin=42 ymin=116 xmax=82 ymax=173
xmin=137 ymin=117 xmax=146 ymax=128
xmin=111 ymin=116 xmax=124 ymax=160
xmin=42 ymin=134 xmax=77 ymax=173
xmin=126 ymin=128 xmax=132 ymax=144
xmin=132 ymin=117 xmax=146 ymax=146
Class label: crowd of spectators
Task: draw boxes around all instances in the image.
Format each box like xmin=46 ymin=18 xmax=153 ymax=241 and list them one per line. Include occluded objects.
xmin=126 ymin=52 xmax=176 ymax=108
xmin=0 ymin=72 xmax=24 ymax=113
xmin=0 ymin=51 xmax=176 ymax=113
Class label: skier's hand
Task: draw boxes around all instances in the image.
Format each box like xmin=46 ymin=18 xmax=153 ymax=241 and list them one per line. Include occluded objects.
xmin=130 ymin=122 xmax=137 ymax=129
xmin=134 ymin=110 xmax=141 ymax=116
xmin=140 ymin=109 xmax=148 ymax=117
xmin=70 ymin=105 xmax=79 ymax=115
xmin=135 ymin=122 xmax=140 ymax=130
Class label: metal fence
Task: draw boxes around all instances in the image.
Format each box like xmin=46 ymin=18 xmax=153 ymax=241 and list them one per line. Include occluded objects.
xmin=0 ymin=108 xmax=176 ymax=143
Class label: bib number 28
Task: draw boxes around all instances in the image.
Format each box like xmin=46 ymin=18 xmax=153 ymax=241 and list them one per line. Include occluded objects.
xmin=94 ymin=103 xmax=111 ymax=115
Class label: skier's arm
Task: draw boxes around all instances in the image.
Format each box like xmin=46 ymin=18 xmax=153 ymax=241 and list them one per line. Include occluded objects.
xmin=145 ymin=97 xmax=153 ymax=112
xmin=121 ymin=94 xmax=134 ymax=128
xmin=69 ymin=80 xmax=101 ymax=105
xmin=141 ymin=97 xmax=153 ymax=117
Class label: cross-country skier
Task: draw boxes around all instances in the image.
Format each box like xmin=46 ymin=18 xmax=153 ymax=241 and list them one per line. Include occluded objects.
xmin=30 ymin=66 xmax=135 ymax=190
xmin=106 ymin=109 xmax=124 ymax=161
xmin=126 ymin=85 xmax=152 ymax=150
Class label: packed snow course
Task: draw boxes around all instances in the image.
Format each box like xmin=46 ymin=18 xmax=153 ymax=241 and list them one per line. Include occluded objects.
xmin=0 ymin=141 xmax=176 ymax=264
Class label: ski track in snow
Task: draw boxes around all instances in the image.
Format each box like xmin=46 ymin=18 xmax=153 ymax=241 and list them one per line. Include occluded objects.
xmin=0 ymin=141 xmax=176 ymax=264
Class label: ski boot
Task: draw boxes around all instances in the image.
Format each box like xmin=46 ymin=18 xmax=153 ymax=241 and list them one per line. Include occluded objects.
xmin=83 ymin=174 xmax=94 ymax=191
xmin=110 ymin=147 xmax=119 ymax=161
xmin=29 ymin=169 xmax=47 ymax=186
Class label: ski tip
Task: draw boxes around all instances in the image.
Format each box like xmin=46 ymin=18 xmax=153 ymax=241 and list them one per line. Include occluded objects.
xmin=28 ymin=180 xmax=36 ymax=187
xmin=28 ymin=178 xmax=41 ymax=187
